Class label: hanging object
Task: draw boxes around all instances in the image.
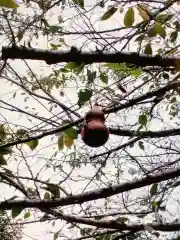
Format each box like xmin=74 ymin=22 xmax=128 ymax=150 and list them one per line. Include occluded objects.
xmin=81 ymin=105 xmax=109 ymax=148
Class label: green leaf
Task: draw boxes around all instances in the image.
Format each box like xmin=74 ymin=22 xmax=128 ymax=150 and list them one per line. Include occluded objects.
xmin=50 ymin=43 xmax=61 ymax=50
xmin=61 ymin=119 xmax=71 ymax=125
xmin=58 ymin=135 xmax=64 ymax=150
xmin=0 ymin=0 xmax=19 ymax=8
xmin=152 ymin=232 xmax=159 ymax=238
xmin=100 ymin=72 xmax=108 ymax=84
xmin=173 ymin=21 xmax=180 ymax=31
xmin=81 ymin=228 xmax=93 ymax=236
xmin=124 ymin=8 xmax=134 ymax=27
xmin=64 ymin=127 xmax=78 ymax=139
xmin=150 ymin=183 xmax=158 ymax=196
xmin=155 ymin=23 xmax=166 ymax=39
xmin=0 ymin=155 xmax=7 ymax=166
xmin=53 ymin=231 xmax=59 ymax=240
xmin=170 ymin=31 xmax=178 ymax=43
xmin=147 ymin=25 xmax=157 ymax=37
xmin=137 ymin=4 xmax=150 ymax=21
xmin=131 ymin=68 xmax=142 ymax=77
xmin=153 ymin=201 xmax=159 ymax=208
xmin=44 ymin=192 xmax=51 ymax=199
xmin=156 ymin=13 xmax=173 ymax=23
xmin=94 ymin=215 xmax=103 ymax=220
xmin=49 ymin=25 xmax=61 ymax=34
xmin=138 ymin=114 xmax=147 ymax=126
xmin=27 ymin=188 xmax=38 ymax=197
xmin=65 ymin=62 xmax=78 ymax=69
xmin=0 ymin=125 xmax=6 ymax=140
xmin=96 ymin=234 xmax=113 ymax=240
xmin=103 ymin=62 xmax=126 ymax=70
xmin=100 ymin=6 xmax=117 ymax=21
xmin=87 ymin=70 xmax=96 ymax=83
xmin=25 ymin=139 xmax=38 ymax=151
xmin=12 ymin=206 xmax=23 ymax=218
xmin=99 ymin=1 xmax=105 ymax=8
xmin=65 ymin=62 xmax=84 ymax=75
xmin=72 ymin=0 xmax=84 ymax=9
xmin=116 ymin=217 xmax=129 ymax=224
xmin=129 ymin=142 xmax=134 ymax=148
xmin=144 ymin=43 xmax=152 ymax=55
xmin=0 ymin=146 xmax=13 ymax=155
xmin=60 ymin=68 xmax=69 ymax=73
xmin=16 ymin=129 xmax=28 ymax=138
xmin=162 ymin=72 xmax=169 ymax=80
xmin=24 ymin=210 xmax=31 ymax=219
xmin=139 ymin=141 xmax=145 ymax=150
xmin=42 ymin=185 xmax=60 ymax=198
xmin=77 ymin=89 xmax=92 ymax=107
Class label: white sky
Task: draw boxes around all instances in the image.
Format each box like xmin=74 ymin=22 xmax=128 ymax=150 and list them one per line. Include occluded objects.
xmin=0 ymin=0 xmax=179 ymax=239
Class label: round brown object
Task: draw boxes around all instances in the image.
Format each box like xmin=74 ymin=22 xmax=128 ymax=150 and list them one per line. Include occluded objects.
xmin=81 ymin=120 xmax=109 ymax=148
xmin=85 ymin=106 xmax=105 ymax=122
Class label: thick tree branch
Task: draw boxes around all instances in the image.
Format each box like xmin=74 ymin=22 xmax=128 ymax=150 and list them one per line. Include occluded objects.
xmin=109 ymin=127 xmax=180 ymax=138
xmin=2 ymin=45 xmax=180 ymax=67
xmin=52 ymin=212 xmax=180 ymax=232
xmin=0 ymin=166 xmax=180 ymax=210
xmin=34 ymin=208 xmax=180 ymax=232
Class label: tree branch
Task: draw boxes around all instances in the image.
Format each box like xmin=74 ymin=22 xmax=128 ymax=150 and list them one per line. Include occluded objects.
xmin=34 ymin=208 xmax=180 ymax=232
xmin=2 ymin=45 xmax=180 ymax=67
xmin=0 ymin=166 xmax=180 ymax=210
xmin=109 ymin=127 xmax=180 ymax=138
xmin=105 ymin=80 xmax=180 ymax=114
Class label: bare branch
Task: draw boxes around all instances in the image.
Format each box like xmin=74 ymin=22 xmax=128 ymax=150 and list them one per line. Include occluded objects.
xmin=2 ymin=45 xmax=180 ymax=67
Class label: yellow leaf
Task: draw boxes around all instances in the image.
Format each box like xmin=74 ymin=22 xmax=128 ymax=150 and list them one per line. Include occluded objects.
xmin=174 ymin=59 xmax=180 ymax=72
xmin=137 ymin=4 xmax=150 ymax=21
xmin=58 ymin=135 xmax=64 ymax=150
xmin=164 ymin=0 xmax=176 ymax=5
xmin=63 ymin=135 xmax=74 ymax=148
xmin=25 ymin=139 xmax=38 ymax=151
xmin=0 ymin=0 xmax=19 ymax=8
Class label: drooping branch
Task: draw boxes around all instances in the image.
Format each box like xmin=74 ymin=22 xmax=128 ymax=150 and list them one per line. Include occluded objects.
xmin=0 ymin=166 xmax=180 ymax=210
xmin=2 ymin=45 xmax=180 ymax=67
xmin=41 ymin=208 xmax=180 ymax=232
